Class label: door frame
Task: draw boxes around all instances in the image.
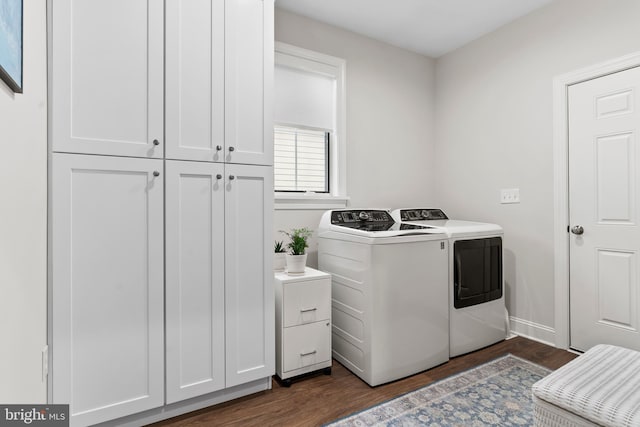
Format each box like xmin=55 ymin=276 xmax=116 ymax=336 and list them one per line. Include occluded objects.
xmin=553 ymin=51 xmax=640 ymax=349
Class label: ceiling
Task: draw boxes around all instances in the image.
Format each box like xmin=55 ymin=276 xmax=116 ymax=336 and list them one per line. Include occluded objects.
xmin=275 ymin=0 xmax=554 ymax=58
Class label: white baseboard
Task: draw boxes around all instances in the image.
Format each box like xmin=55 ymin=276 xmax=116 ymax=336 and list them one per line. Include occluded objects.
xmin=509 ymin=316 xmax=556 ymax=347
xmin=95 ymin=377 xmax=272 ymax=427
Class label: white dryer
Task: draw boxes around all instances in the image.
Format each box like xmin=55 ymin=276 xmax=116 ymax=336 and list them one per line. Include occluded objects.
xmin=391 ymin=208 xmax=507 ymax=357
xmin=318 ymin=209 xmax=449 ymax=386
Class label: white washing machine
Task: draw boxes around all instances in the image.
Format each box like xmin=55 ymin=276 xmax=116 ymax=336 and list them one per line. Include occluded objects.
xmin=391 ymin=208 xmax=508 ymax=357
xmin=318 ymin=209 xmax=449 ymax=386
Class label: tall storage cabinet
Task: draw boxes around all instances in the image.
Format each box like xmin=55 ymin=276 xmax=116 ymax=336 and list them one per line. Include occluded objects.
xmin=49 ymin=0 xmax=274 ymax=425
xmin=51 ymin=153 xmax=165 ymax=427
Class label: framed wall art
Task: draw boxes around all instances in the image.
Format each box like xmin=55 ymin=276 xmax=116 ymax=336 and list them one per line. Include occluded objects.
xmin=0 ymin=0 xmax=23 ymax=93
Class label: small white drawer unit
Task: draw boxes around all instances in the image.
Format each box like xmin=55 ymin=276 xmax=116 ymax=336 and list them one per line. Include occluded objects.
xmin=275 ymin=267 xmax=332 ymax=386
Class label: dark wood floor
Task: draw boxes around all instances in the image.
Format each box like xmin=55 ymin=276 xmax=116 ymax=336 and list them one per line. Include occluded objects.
xmin=151 ymin=336 xmax=577 ymax=427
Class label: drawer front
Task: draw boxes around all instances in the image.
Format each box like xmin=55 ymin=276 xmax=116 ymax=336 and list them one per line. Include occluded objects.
xmin=283 ymin=279 xmax=330 ymax=327
xmin=283 ymin=322 xmax=331 ymax=373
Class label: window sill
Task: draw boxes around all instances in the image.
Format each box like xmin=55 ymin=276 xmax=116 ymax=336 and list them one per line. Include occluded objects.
xmin=274 ymin=193 xmax=350 ymax=210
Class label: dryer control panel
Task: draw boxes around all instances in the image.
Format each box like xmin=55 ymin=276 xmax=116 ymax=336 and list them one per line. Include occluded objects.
xmin=399 ymin=208 xmax=448 ymax=221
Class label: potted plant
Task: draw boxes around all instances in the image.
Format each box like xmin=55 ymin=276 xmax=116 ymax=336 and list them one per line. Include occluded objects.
xmin=281 ymin=228 xmax=312 ymax=274
xmin=274 ymin=240 xmax=287 ymax=272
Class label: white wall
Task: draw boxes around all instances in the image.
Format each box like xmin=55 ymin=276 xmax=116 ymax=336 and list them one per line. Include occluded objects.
xmin=434 ymin=0 xmax=640 ymax=342
xmin=0 ymin=0 xmax=48 ymax=402
xmin=274 ymin=9 xmax=437 ymax=266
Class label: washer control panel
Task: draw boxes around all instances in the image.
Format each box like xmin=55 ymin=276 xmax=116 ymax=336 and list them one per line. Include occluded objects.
xmin=399 ymin=208 xmax=448 ymax=221
xmin=331 ymin=210 xmax=392 ymax=225
xmin=331 ymin=210 xmax=436 ymax=232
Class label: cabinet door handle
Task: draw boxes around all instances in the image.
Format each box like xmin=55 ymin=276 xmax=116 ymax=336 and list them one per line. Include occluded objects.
xmin=300 ymin=307 xmax=317 ymax=313
xmin=300 ymin=350 xmax=317 ymax=357
xmin=216 ymin=174 xmax=222 ymax=179
xmin=229 ymin=175 xmax=235 ymax=180
xmin=228 ymin=146 xmax=235 ymax=152
xmin=216 ymin=145 xmax=222 ymax=151
xmin=153 ymin=139 xmax=160 ymax=146
xmin=153 ymin=171 xmax=160 ymax=177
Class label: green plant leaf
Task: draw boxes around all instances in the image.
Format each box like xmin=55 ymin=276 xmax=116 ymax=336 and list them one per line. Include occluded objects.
xmin=280 ymin=227 xmax=313 ymax=255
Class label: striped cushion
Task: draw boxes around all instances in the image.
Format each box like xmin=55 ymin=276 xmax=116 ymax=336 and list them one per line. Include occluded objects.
xmin=532 ymin=344 xmax=640 ymax=427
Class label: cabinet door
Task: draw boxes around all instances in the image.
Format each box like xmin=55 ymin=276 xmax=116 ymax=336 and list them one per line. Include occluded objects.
xmin=51 ymin=153 xmax=164 ymax=426
xmin=225 ymin=164 xmax=274 ymax=386
xmin=165 ymin=0 xmax=225 ymax=162
xmin=165 ymin=161 xmax=226 ymax=403
xmin=225 ymin=0 xmax=274 ymax=166
xmin=50 ymin=0 xmax=164 ymax=158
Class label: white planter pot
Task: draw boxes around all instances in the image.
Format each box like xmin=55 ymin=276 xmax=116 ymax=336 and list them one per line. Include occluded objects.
xmin=274 ymin=252 xmax=286 ymax=272
xmin=285 ymin=253 xmax=307 ymax=274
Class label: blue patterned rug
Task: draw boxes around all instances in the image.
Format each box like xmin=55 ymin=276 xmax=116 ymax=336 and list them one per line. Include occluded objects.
xmin=326 ymin=354 xmax=551 ymax=427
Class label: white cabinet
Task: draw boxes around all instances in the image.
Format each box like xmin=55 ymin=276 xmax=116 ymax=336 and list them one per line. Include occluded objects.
xmin=51 ymin=0 xmax=273 ymax=165
xmin=49 ymin=0 xmax=274 ymax=424
xmin=165 ymin=0 xmax=273 ymax=165
xmin=165 ymin=162 xmax=274 ymax=398
xmin=51 ymin=153 xmax=165 ymax=426
xmin=51 ymin=159 xmax=274 ymax=424
xmin=50 ymin=0 xmax=164 ymax=158
xmin=225 ymin=164 xmax=275 ymax=386
xmin=165 ymin=161 xmax=226 ymax=404
xmin=275 ymin=268 xmax=332 ymax=385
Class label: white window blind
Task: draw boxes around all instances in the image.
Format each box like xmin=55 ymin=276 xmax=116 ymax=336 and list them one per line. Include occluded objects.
xmin=274 ymin=126 xmax=329 ymax=192
xmin=275 ymin=65 xmax=336 ymax=130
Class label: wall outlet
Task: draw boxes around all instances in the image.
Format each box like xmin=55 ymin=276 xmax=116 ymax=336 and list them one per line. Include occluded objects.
xmin=500 ymin=188 xmax=520 ymax=204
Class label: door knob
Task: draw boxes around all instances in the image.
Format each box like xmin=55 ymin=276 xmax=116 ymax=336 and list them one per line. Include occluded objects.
xmin=153 ymin=171 xmax=160 ymax=177
xmin=571 ymin=225 xmax=584 ymax=235
xmin=216 ymin=145 xmax=222 ymax=151
xmin=153 ymin=139 xmax=160 ymax=146
xmin=229 ymin=175 xmax=235 ymax=180
xmin=216 ymin=174 xmax=222 ymax=179
xmin=228 ymin=146 xmax=235 ymax=152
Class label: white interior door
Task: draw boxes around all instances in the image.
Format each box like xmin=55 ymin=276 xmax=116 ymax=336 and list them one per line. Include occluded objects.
xmin=568 ymin=66 xmax=640 ymax=352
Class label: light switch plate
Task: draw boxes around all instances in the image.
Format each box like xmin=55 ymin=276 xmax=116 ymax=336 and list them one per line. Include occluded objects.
xmin=501 ymin=188 xmax=520 ymax=204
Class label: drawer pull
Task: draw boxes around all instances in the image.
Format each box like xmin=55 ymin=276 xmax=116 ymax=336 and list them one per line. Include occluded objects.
xmin=300 ymin=307 xmax=317 ymax=313
xmin=300 ymin=350 xmax=317 ymax=357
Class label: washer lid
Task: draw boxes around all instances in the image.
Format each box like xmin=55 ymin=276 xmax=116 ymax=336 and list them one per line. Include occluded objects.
xmin=318 ymin=209 xmax=446 ymax=239
xmin=427 ymin=219 xmax=503 ymax=236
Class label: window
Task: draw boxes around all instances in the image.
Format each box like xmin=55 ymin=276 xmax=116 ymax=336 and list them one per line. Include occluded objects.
xmin=274 ymin=42 xmax=348 ymax=209
xmin=274 ymin=126 xmax=329 ymax=192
